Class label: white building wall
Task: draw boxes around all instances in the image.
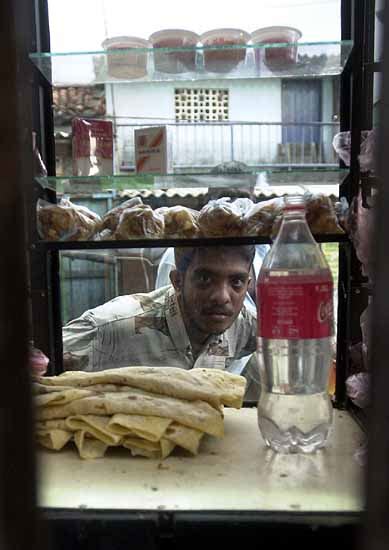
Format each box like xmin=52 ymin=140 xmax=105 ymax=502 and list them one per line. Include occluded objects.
xmin=105 ymin=79 xmax=282 ymax=170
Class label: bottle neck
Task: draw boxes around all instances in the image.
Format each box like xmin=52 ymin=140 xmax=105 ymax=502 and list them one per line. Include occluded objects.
xmin=283 ymin=209 xmax=306 ymax=221
xmin=276 ymin=208 xmax=315 ymax=244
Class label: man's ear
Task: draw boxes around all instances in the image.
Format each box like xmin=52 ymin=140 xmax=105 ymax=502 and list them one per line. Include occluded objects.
xmin=170 ymin=269 xmax=183 ymax=294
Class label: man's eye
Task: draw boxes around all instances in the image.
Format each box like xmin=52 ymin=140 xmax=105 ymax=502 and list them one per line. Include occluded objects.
xmin=195 ymin=274 xmax=211 ymax=285
xmin=231 ymin=278 xmax=246 ymax=290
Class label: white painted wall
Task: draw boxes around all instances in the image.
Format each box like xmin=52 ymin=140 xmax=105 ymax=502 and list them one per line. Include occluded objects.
xmin=105 ymin=77 xmax=337 ymax=170
xmin=106 ymin=79 xmax=282 ymax=170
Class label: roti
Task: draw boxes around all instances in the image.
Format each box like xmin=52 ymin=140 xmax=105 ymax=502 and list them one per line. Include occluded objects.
xmin=35 ymin=388 xmax=224 ymax=438
xmin=122 ymin=437 xmax=175 ymax=459
xmin=74 ymin=431 xmax=108 ymax=459
xmin=108 ymin=414 xmax=172 ymax=441
xmin=35 ymin=388 xmax=97 ymax=407
xmin=164 ymin=423 xmax=204 ymax=455
xmin=65 ymin=415 xmax=122 ymax=446
xmin=33 ymin=366 xmax=246 ymax=459
xmin=36 ymin=429 xmax=72 ymax=451
xmin=36 ymin=366 xmax=246 ymax=409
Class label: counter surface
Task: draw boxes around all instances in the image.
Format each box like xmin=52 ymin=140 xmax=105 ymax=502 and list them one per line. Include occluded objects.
xmin=37 ymin=408 xmax=364 ymax=514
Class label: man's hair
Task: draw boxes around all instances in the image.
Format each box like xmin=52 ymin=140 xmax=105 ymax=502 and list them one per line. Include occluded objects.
xmin=174 ymin=245 xmax=255 ymax=274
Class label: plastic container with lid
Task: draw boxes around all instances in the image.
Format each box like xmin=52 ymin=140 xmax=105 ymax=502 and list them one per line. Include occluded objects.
xmin=200 ymin=28 xmax=250 ymax=73
xmin=149 ymin=29 xmax=199 ymax=73
xmin=102 ymin=36 xmax=150 ymax=79
xmin=251 ymin=26 xmax=302 ymax=71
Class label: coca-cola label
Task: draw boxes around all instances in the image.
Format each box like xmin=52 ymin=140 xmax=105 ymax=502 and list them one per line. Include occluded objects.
xmin=258 ymin=274 xmax=334 ymax=339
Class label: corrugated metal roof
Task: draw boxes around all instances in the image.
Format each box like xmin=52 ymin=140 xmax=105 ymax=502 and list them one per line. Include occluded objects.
xmin=118 ymin=185 xmax=339 ymax=200
xmin=119 ymin=188 xmax=207 ymax=199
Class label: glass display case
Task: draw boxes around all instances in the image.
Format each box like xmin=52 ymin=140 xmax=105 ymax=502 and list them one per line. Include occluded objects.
xmin=21 ymin=0 xmax=378 ymax=546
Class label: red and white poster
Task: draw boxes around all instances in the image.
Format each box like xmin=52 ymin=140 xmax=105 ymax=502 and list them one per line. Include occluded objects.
xmin=134 ymin=126 xmax=170 ymax=174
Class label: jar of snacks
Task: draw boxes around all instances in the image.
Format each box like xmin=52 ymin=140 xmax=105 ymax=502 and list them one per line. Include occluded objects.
xmin=102 ymin=36 xmax=150 ymax=79
xmin=251 ymin=26 xmax=302 ymax=71
xmin=200 ymin=28 xmax=250 ymax=73
xmin=149 ymin=29 xmax=199 ymax=73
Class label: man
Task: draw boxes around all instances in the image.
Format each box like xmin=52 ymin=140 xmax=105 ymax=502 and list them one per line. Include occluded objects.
xmin=155 ymin=245 xmax=269 ymax=313
xmin=63 ymin=246 xmax=259 ymax=393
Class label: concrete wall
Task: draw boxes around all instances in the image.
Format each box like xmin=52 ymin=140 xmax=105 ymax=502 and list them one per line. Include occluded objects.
xmin=105 ymin=77 xmax=336 ymax=170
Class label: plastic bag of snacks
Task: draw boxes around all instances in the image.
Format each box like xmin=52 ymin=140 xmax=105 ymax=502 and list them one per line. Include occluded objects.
xmin=37 ymin=198 xmax=102 ymax=241
xmin=332 ymin=129 xmax=376 ymax=171
xmin=115 ymin=205 xmax=165 ymax=239
xmin=269 ymin=194 xmax=344 ymax=238
xmin=93 ymin=228 xmax=116 ymax=241
xmin=304 ymin=192 xmax=345 ymax=234
xmin=333 ymin=197 xmax=350 ymax=232
xmin=102 ymin=197 xmax=144 ymax=232
xmin=155 ymin=206 xmax=200 ymax=238
xmin=346 ymin=372 xmax=370 ymax=409
xmin=198 ymin=197 xmax=245 ymax=237
xmin=243 ymin=197 xmax=285 ymax=237
xmin=347 ymin=191 xmax=375 ymax=279
xmin=358 ymin=129 xmax=377 ymax=172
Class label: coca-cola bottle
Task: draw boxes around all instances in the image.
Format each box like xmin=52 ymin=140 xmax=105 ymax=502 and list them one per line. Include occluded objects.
xmin=256 ymin=195 xmax=334 ymax=453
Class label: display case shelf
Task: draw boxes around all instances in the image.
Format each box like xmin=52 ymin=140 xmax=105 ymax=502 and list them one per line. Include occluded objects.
xmin=36 ymin=167 xmax=348 ymax=194
xmin=38 ymin=409 xmax=363 ymax=518
xmin=35 ymin=234 xmax=349 ymax=251
xmin=29 ymin=41 xmax=353 ymax=86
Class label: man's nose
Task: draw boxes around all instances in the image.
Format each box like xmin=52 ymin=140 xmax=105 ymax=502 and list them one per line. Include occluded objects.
xmin=209 ymin=282 xmax=231 ymax=304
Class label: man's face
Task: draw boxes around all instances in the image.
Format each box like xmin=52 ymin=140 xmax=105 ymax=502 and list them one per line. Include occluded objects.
xmin=171 ymin=248 xmax=251 ymax=341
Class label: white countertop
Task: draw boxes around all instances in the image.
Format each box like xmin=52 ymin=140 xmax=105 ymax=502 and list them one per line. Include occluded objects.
xmin=37 ymin=408 xmax=365 ymax=514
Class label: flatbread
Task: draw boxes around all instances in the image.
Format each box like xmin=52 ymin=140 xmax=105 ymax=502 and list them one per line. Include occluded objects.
xmin=164 ymin=423 xmax=204 ymax=455
xmin=190 ymin=368 xmax=246 ymax=408
xmin=123 ymin=443 xmax=160 ymax=459
xmin=36 ymin=429 xmax=72 ymax=451
xmin=35 ymin=388 xmax=97 ymax=407
xmin=122 ymin=437 xmax=175 ymax=459
xmin=74 ymin=431 xmax=108 ymax=459
xmin=65 ymin=415 xmax=122 ymax=446
xmin=160 ymin=438 xmax=175 ymax=459
xmin=33 ymin=383 xmax=77 ymax=395
xmin=36 ymin=419 xmax=68 ymax=431
xmin=108 ymin=414 xmax=172 ymax=442
xmin=36 ymin=366 xmax=246 ymax=410
xmin=36 ymin=388 xmax=224 ymax=437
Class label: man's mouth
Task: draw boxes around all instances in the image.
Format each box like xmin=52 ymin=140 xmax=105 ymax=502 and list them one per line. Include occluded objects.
xmin=203 ymin=310 xmax=232 ymax=321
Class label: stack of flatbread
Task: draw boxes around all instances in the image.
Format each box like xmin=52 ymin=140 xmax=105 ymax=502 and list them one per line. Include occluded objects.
xmin=33 ymin=367 xmax=246 ymax=460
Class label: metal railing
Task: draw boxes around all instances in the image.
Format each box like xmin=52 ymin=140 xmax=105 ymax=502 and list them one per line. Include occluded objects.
xmin=117 ymin=121 xmax=340 ymax=171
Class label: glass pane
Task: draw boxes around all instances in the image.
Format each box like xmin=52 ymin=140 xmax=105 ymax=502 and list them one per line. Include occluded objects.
xmin=30 ymin=41 xmax=353 ymax=86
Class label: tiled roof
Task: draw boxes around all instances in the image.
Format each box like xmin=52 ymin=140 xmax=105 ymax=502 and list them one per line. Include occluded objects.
xmin=53 ymin=85 xmax=106 ymax=126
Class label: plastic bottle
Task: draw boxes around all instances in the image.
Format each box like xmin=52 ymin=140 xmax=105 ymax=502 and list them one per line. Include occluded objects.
xmin=256 ymin=195 xmax=334 ymax=453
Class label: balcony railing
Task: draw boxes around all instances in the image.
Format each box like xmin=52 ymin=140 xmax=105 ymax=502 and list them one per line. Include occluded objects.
xmin=118 ymin=121 xmax=340 ymax=172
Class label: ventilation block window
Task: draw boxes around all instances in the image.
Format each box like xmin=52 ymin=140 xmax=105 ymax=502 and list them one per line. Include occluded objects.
xmin=174 ymin=88 xmax=229 ymax=122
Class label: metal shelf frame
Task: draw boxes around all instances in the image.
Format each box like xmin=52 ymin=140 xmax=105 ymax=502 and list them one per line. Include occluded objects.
xmin=35 ymin=233 xmax=349 ymax=251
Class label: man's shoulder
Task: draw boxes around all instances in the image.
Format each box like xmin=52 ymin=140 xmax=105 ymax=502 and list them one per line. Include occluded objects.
xmin=226 ymin=303 xmax=256 ymax=339
xmin=82 ymin=286 xmax=172 ymax=328
xmin=239 ymin=303 xmax=257 ymax=322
